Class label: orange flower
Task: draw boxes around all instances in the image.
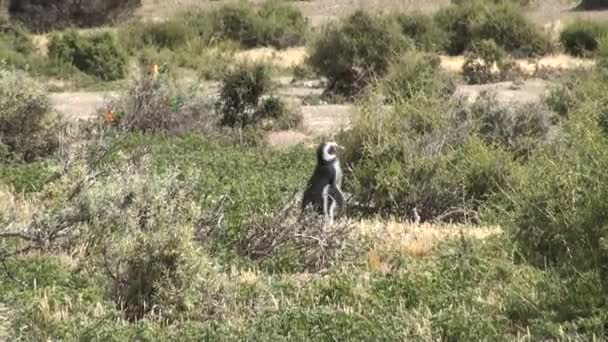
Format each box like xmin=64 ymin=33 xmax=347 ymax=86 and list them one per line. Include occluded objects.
xmin=104 ymin=110 xmax=115 ymax=124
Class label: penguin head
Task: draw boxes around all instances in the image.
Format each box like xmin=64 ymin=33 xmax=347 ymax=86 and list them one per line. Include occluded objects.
xmin=317 ymin=141 xmax=340 ymax=164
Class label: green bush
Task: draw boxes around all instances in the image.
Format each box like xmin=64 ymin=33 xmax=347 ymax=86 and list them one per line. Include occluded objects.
xmin=257 ymin=0 xmax=308 ymax=49
xmin=0 ymin=20 xmax=33 ymax=54
xmin=211 ymin=3 xmax=262 ymax=48
xmin=341 ymin=92 xmax=517 ymax=221
xmin=434 ymin=1 xmax=482 ymax=55
xmin=543 ymin=68 xmax=608 ymax=121
xmin=0 ymin=63 xmax=59 ymax=161
xmin=501 ymin=108 xmax=608 ymax=296
xmin=48 ymin=29 xmax=127 ymax=81
xmin=80 ymin=170 xmax=222 ymax=322
xmin=434 ymin=1 xmax=551 ymax=57
xmin=393 ymin=12 xmax=448 ymax=52
xmin=469 ymin=92 xmax=558 ymax=159
xmin=9 ymin=0 xmax=141 ymax=32
xmin=382 ymin=50 xmax=454 ymax=101
xmin=308 ymin=10 xmax=412 ymax=97
xmin=471 ymin=2 xmax=552 ymax=57
xmin=560 ymin=20 xmax=608 ymax=57
xmin=216 ymin=62 xmax=273 ymax=128
xmin=123 ymin=19 xmax=193 ymax=51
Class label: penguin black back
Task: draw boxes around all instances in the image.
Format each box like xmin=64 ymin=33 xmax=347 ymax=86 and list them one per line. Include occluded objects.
xmin=302 ymin=142 xmax=344 ymax=219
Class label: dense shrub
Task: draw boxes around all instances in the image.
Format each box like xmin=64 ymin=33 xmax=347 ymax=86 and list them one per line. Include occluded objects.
xmin=123 ymin=19 xmax=193 ymax=51
xmin=48 ymin=29 xmax=127 ymax=81
xmin=0 ymin=20 xmax=33 ymax=54
xmin=501 ymin=107 xmax=608 ymax=295
xmin=560 ymin=20 xmax=608 ymax=57
xmin=543 ymin=68 xmax=608 ymax=121
xmin=468 ymin=92 xmax=558 ymax=158
xmin=217 ymin=62 xmax=271 ymax=128
xmin=216 ymin=62 xmax=298 ymax=129
xmin=471 ymin=2 xmax=551 ymax=57
xmin=308 ymin=10 xmax=412 ymax=97
xmin=0 ymin=64 xmax=59 ymax=161
xmin=211 ymin=3 xmax=262 ymax=48
xmin=434 ymin=1 xmax=551 ymax=57
xmin=257 ymin=0 xmax=308 ymax=49
xmin=105 ymin=72 xmax=216 ymax=134
xmin=393 ymin=12 xmax=448 ymax=52
xmin=80 ymin=170 xmax=223 ymax=322
xmin=9 ymin=0 xmax=141 ymax=32
xmin=340 ymin=92 xmax=517 ymax=221
xmin=382 ymin=50 xmax=454 ymax=101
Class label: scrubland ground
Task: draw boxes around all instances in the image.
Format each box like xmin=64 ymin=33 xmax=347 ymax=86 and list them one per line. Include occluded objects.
xmin=2 ymin=0 xmax=608 ymax=340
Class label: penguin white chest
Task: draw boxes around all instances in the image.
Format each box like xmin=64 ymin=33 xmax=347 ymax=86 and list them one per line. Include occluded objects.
xmin=333 ymin=160 xmax=342 ymax=189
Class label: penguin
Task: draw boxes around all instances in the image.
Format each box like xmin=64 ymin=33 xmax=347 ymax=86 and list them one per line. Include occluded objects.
xmin=302 ymin=141 xmax=345 ymax=224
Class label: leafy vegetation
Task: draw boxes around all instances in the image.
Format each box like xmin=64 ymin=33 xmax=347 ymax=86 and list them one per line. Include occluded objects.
xmin=0 ymin=63 xmax=61 ymax=161
xmin=216 ymin=62 xmax=300 ymax=131
xmin=308 ymin=10 xmax=411 ymax=97
xmin=48 ymin=29 xmax=127 ymax=81
xmin=560 ymin=19 xmax=608 ymax=57
xmin=434 ymin=0 xmax=551 ymax=57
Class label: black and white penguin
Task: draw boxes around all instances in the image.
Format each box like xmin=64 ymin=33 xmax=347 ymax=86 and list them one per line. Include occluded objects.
xmin=302 ymin=141 xmax=345 ymax=224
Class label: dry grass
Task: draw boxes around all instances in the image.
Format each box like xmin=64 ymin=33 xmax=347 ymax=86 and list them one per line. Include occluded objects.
xmin=236 ymin=47 xmax=308 ymax=69
xmin=354 ymin=219 xmax=501 ymax=260
xmin=0 ymin=185 xmax=38 ymax=225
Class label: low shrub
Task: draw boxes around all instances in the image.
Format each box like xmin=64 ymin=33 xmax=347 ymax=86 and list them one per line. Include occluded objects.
xmin=560 ymin=20 xmax=608 ymax=57
xmin=122 ymin=19 xmax=193 ymax=51
xmin=434 ymin=1 xmax=551 ymax=57
xmin=257 ymin=0 xmax=308 ymax=49
xmin=9 ymin=0 xmax=141 ymax=32
xmin=500 ymin=107 xmax=608 ymax=296
xmin=434 ymin=1 xmax=482 ymax=55
xmin=308 ymin=10 xmax=412 ymax=97
xmin=462 ymin=39 xmax=523 ymax=84
xmin=468 ymin=92 xmax=558 ymax=158
xmin=211 ymin=2 xmax=262 ymax=48
xmin=0 ymin=64 xmax=60 ymax=161
xmin=382 ymin=50 xmax=455 ymax=101
xmin=81 ymin=170 xmax=223 ymax=322
xmin=216 ymin=62 xmax=297 ymax=129
xmin=393 ymin=12 xmax=448 ymax=52
xmin=48 ymin=29 xmax=127 ymax=81
xmin=104 ymin=72 xmax=216 ymax=134
xmin=341 ymin=92 xmax=517 ymax=221
xmin=0 ymin=20 xmax=33 ymax=54
xmin=471 ymin=2 xmax=552 ymax=57
xmin=543 ymin=68 xmax=608 ymax=120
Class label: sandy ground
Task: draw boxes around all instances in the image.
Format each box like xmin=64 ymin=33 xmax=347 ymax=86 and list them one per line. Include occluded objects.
xmin=135 ymin=0 xmax=608 ymax=26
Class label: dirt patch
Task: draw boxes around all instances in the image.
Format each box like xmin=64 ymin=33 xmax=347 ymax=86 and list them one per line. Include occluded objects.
xmin=440 ymin=54 xmax=594 ymax=74
xmin=50 ymin=91 xmax=118 ymax=120
xmin=455 ymin=78 xmax=552 ymax=104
